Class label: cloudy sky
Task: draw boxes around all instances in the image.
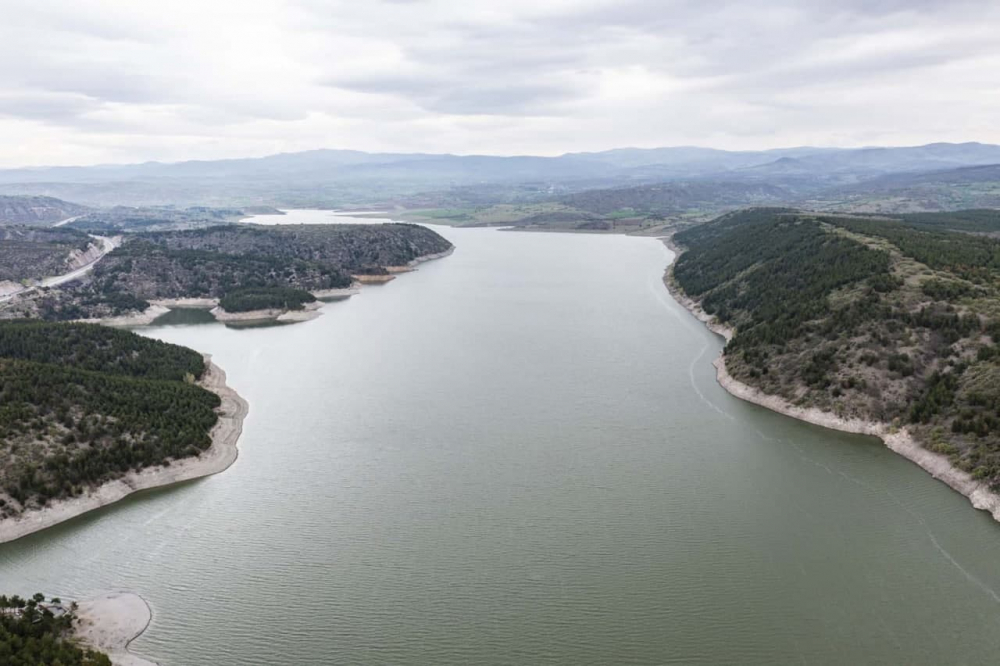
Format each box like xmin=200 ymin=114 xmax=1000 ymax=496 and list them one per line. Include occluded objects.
xmin=2 ymin=0 xmax=999 ymax=166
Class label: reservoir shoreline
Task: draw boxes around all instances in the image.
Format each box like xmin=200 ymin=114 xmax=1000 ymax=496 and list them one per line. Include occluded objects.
xmin=75 ymin=592 xmax=158 ymax=666
xmin=0 ymin=357 xmax=248 ymax=544
xmin=6 ymin=222 xmax=1000 ymax=664
xmin=662 ymin=236 xmax=1000 ymax=524
xmin=0 ymin=244 xmax=453 ymax=540
xmin=85 ymin=247 xmax=455 ymax=327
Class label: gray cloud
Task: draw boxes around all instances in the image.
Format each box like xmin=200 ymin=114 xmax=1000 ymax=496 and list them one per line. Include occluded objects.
xmin=1 ymin=0 xmax=999 ymax=165
xmin=0 ymin=92 xmax=102 ymax=123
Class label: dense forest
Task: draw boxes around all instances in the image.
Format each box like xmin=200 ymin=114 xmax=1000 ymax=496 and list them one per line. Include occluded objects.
xmin=0 ymin=322 xmax=219 ymax=517
xmin=827 ymin=215 xmax=1000 ymax=282
xmin=673 ymin=208 xmax=1000 ymax=488
xmin=0 ymin=321 xmax=206 ymax=380
xmin=94 ymin=239 xmax=353 ymax=298
xmin=0 ymin=223 xmax=453 ymax=321
xmin=896 ymin=208 xmax=1000 ymax=234
xmin=0 ymin=593 xmax=110 ymax=665
xmin=32 ymin=286 xmax=150 ymax=322
xmin=140 ymin=223 xmax=451 ymax=273
xmin=218 ymin=286 xmax=316 ymax=313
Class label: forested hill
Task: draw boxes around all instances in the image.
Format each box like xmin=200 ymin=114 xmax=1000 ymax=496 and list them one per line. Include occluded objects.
xmin=0 ymin=320 xmax=206 ymax=380
xmin=141 ymin=223 xmax=451 ymax=272
xmin=1 ymin=222 xmax=452 ymax=321
xmin=85 ymin=222 xmax=451 ymax=306
xmin=0 ymin=321 xmax=220 ymax=517
xmin=672 ymin=208 xmax=1000 ymax=488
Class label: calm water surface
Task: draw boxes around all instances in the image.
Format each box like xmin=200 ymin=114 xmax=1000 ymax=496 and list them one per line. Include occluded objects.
xmin=3 ymin=220 xmax=1000 ymax=664
xmin=243 ymin=209 xmax=393 ymax=225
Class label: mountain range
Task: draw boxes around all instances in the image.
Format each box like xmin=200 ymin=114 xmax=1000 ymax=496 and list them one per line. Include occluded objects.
xmin=0 ymin=142 xmax=998 ymax=210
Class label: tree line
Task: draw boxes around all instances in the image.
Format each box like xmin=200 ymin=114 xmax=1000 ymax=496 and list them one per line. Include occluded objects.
xmin=218 ymin=286 xmax=317 ymax=313
xmin=0 ymin=593 xmax=111 ymax=665
xmin=673 ymin=207 xmax=1000 ymax=488
xmin=0 ymin=322 xmax=219 ymax=516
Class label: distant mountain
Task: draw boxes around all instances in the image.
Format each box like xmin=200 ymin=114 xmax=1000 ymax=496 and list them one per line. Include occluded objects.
xmin=806 ymin=163 xmax=1000 ymax=213
xmin=760 ymin=142 xmax=1000 ymax=175
xmin=0 ymin=143 xmax=996 ymax=208
xmin=565 ymin=146 xmax=846 ymax=179
xmin=0 ymin=195 xmax=91 ymax=226
xmin=847 ymin=163 xmax=1000 ymax=187
xmin=560 ymin=180 xmax=792 ymax=216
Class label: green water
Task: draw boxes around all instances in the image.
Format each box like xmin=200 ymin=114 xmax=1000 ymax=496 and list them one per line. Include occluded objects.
xmin=3 ymin=225 xmax=1000 ymax=665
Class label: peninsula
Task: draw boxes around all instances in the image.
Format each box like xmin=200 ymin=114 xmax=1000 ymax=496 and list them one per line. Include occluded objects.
xmin=0 ymin=321 xmax=247 ymax=543
xmin=0 ymin=222 xmax=453 ymax=325
xmin=667 ymin=208 xmax=1000 ymax=521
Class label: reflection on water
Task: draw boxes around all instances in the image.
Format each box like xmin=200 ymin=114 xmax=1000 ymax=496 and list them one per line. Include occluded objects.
xmin=150 ymin=307 xmax=217 ymax=326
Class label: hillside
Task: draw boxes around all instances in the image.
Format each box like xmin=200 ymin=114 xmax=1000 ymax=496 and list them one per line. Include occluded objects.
xmin=0 ymin=321 xmax=220 ymax=517
xmin=0 ymin=227 xmax=95 ymax=282
xmin=672 ymin=208 xmax=1000 ymax=488
xmin=559 ymin=180 xmax=791 ymax=216
xmin=65 ymin=205 xmax=246 ymax=233
xmin=806 ymin=164 xmax=1000 ymax=213
xmin=142 ymin=223 xmax=450 ymax=272
xmin=0 ymin=195 xmax=90 ymax=226
xmin=88 ymin=223 xmax=450 ymax=302
xmin=398 ymin=179 xmax=792 ymax=233
xmin=0 ymin=223 xmax=453 ymax=321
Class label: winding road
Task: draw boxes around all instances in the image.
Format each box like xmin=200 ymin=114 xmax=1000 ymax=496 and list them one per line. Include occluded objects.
xmin=53 ymin=215 xmax=83 ymax=228
xmin=0 ymin=234 xmax=121 ymax=303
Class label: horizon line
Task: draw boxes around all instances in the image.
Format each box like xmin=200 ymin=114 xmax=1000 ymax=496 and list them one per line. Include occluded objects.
xmin=1 ymin=140 xmax=996 ymax=172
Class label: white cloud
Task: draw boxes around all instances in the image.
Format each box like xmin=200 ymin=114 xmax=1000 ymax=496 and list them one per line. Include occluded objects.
xmin=1 ymin=0 xmax=998 ymax=166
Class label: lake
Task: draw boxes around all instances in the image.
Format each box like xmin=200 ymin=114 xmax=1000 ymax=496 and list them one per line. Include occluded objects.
xmin=3 ymin=218 xmax=1000 ymax=664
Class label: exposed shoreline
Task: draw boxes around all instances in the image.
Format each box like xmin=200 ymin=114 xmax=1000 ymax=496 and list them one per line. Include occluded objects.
xmin=77 ymin=304 xmax=172 ymax=328
xmin=211 ymin=300 xmax=323 ymax=324
xmin=312 ymin=284 xmax=361 ymax=299
xmin=661 ymin=236 xmax=1000 ymax=524
xmin=0 ymin=356 xmax=249 ymax=544
xmin=88 ymin=246 xmax=455 ymax=327
xmin=75 ymin=592 xmax=157 ymax=666
xmin=385 ymin=246 xmax=456 ymax=273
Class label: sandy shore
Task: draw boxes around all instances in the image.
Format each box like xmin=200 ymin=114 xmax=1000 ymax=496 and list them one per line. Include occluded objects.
xmin=80 ymin=304 xmax=172 ymax=328
xmin=661 ymin=237 xmax=734 ymax=342
xmin=662 ymin=236 xmax=1000 ymax=524
xmin=312 ymin=284 xmax=361 ymax=299
xmin=75 ymin=592 xmax=157 ymax=666
xmin=352 ymin=273 xmax=396 ymax=284
xmin=355 ymin=246 xmax=455 ymax=281
xmin=0 ymin=356 xmax=248 ymax=544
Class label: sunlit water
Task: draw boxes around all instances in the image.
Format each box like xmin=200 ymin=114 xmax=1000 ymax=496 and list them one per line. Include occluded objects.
xmin=3 ymin=220 xmax=1000 ymax=664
